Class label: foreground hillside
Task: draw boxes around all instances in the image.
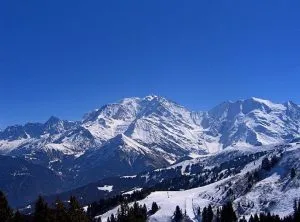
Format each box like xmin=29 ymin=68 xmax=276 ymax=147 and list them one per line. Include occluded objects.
xmin=97 ymin=143 xmax=300 ymax=221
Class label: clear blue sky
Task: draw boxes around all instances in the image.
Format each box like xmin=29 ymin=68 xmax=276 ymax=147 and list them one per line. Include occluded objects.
xmin=1 ymin=1 xmax=300 ymax=127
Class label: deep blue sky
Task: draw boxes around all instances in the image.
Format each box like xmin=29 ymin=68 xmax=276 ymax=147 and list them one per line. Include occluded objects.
xmin=1 ymin=1 xmax=300 ymax=127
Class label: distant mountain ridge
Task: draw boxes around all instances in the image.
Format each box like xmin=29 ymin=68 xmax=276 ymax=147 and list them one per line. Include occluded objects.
xmin=1 ymin=96 xmax=300 ymax=167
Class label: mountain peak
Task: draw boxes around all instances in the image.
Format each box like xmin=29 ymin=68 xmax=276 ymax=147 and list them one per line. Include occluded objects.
xmin=118 ymin=94 xmax=170 ymax=105
xmin=43 ymin=116 xmax=68 ymax=135
xmin=45 ymin=116 xmax=61 ymax=125
xmin=249 ymin=97 xmax=273 ymax=104
xmin=144 ymin=94 xmax=159 ymax=101
xmin=248 ymin=97 xmax=286 ymax=110
xmin=220 ymin=97 xmax=286 ymax=111
xmin=119 ymin=97 xmax=141 ymax=104
xmin=284 ymin=100 xmax=299 ymax=108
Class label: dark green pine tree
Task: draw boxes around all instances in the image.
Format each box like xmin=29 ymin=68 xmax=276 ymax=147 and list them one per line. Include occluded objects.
xmin=54 ymin=198 xmax=70 ymax=222
xmin=215 ymin=208 xmax=221 ymax=222
xmin=118 ymin=202 xmax=129 ymax=221
xmin=202 ymin=207 xmax=207 ymax=222
xmin=68 ymin=196 xmax=89 ymax=222
xmin=173 ymin=205 xmax=183 ymax=222
xmin=220 ymin=202 xmax=237 ymax=222
xmin=253 ymin=214 xmax=259 ymax=222
xmin=248 ymin=215 xmax=254 ymax=222
xmin=0 ymin=190 xmax=13 ymax=222
xmin=202 ymin=206 xmax=214 ymax=222
xmin=294 ymin=199 xmax=300 ymax=222
xmin=196 ymin=207 xmax=201 ymax=217
xmin=34 ymin=195 xmax=52 ymax=222
xmin=207 ymin=205 xmax=213 ymax=222
xmin=133 ymin=202 xmax=140 ymax=217
xmin=130 ymin=202 xmax=140 ymax=222
xmin=142 ymin=204 xmax=148 ymax=220
xmin=109 ymin=214 xmax=116 ymax=222
xmin=151 ymin=202 xmax=159 ymax=214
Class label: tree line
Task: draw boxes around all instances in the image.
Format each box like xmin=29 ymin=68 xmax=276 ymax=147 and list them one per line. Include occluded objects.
xmin=1 ymin=189 xmax=300 ymax=222
xmin=101 ymin=201 xmax=159 ymax=222
xmin=0 ymin=190 xmax=89 ymax=222
xmin=87 ymin=189 xmax=154 ymax=218
xmin=0 ymin=190 xmax=159 ymax=222
xmin=171 ymin=199 xmax=300 ymax=222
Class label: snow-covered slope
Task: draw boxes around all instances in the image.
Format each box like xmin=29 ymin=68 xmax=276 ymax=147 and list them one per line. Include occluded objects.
xmin=97 ymin=143 xmax=300 ymax=221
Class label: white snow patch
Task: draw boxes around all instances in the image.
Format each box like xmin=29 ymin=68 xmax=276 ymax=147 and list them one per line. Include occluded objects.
xmin=122 ymin=188 xmax=143 ymax=195
xmin=120 ymin=175 xmax=137 ymax=179
xmin=97 ymin=185 xmax=113 ymax=192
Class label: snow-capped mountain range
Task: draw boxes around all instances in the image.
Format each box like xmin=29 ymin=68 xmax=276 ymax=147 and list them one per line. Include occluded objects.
xmin=1 ymin=95 xmax=300 ymax=207
xmin=1 ymin=95 xmax=300 ymax=181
